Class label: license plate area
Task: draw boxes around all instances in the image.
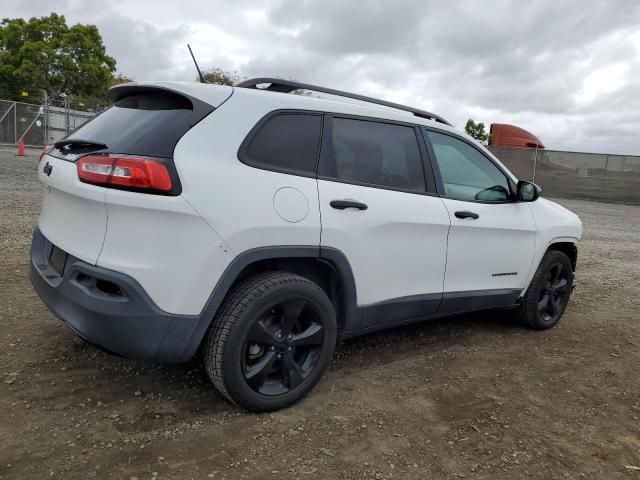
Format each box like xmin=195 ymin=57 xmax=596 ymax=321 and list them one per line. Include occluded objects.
xmin=49 ymin=245 xmax=68 ymax=277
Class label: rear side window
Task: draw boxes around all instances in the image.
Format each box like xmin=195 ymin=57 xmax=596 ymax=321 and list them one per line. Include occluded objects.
xmin=320 ymin=117 xmax=426 ymax=192
xmin=59 ymin=91 xmax=201 ymax=159
xmin=241 ymin=113 xmax=322 ymax=175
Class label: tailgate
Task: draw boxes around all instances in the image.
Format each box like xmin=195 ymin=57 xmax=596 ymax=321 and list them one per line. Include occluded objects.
xmin=36 ymin=83 xmax=227 ymax=266
xmin=38 ymin=155 xmax=107 ymax=264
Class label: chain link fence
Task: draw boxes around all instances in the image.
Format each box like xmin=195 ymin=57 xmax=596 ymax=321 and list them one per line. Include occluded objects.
xmin=0 ymin=98 xmax=95 ymax=147
xmin=489 ymin=146 xmax=640 ymax=204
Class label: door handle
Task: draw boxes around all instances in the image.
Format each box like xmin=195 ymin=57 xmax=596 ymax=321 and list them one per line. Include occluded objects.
xmin=330 ymin=200 xmax=368 ymax=211
xmin=454 ymin=210 xmax=479 ymax=219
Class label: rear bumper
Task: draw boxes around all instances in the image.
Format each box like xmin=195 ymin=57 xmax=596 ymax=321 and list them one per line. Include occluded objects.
xmin=29 ymin=227 xmax=205 ymax=362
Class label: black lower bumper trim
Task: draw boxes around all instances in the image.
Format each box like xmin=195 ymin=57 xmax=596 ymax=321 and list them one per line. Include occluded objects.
xmin=29 ymin=227 xmax=205 ymax=362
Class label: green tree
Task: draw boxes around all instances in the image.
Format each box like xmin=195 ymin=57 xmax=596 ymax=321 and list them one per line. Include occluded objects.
xmin=110 ymin=73 xmax=133 ymax=87
xmin=465 ymin=119 xmax=490 ymax=143
xmin=200 ymin=68 xmax=242 ymax=86
xmin=73 ymin=74 xmax=133 ymax=111
xmin=199 ymin=68 xmax=309 ymax=96
xmin=0 ymin=13 xmax=116 ymax=103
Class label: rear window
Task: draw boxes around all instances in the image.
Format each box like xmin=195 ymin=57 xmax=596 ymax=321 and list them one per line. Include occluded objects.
xmin=240 ymin=113 xmax=322 ymax=176
xmin=59 ymin=91 xmax=199 ymax=159
xmin=319 ymin=117 xmax=426 ymax=192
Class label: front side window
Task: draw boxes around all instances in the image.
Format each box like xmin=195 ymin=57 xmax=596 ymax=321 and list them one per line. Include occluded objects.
xmin=320 ymin=117 xmax=426 ymax=192
xmin=425 ymin=130 xmax=512 ymax=202
xmin=242 ymin=113 xmax=322 ymax=175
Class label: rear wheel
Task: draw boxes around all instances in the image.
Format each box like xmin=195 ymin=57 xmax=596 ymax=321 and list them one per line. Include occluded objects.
xmin=203 ymin=272 xmax=337 ymax=411
xmin=517 ymin=250 xmax=574 ymax=330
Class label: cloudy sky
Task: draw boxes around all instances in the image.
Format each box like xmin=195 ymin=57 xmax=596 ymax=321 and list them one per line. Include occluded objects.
xmin=6 ymin=0 xmax=640 ymax=154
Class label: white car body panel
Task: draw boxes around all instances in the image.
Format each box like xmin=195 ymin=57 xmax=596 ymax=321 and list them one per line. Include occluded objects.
xmin=97 ymin=189 xmax=234 ymax=315
xmin=37 ymin=155 xmax=107 ymax=264
xmin=523 ymin=198 xmax=583 ymax=291
xmin=317 ymin=180 xmax=450 ymax=305
xmin=439 ymin=198 xmax=537 ymax=293
xmin=173 ymin=92 xmax=322 ymax=254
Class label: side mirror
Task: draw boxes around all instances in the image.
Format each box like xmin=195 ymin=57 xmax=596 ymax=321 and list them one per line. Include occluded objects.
xmin=516 ymin=180 xmax=542 ymax=202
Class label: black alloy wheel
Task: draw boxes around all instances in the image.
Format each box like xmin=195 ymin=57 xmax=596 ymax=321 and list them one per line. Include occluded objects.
xmin=517 ymin=249 xmax=574 ymax=330
xmin=204 ymin=272 xmax=337 ymax=412
xmin=243 ymin=298 xmax=325 ymax=395
xmin=537 ymin=262 xmax=570 ymax=323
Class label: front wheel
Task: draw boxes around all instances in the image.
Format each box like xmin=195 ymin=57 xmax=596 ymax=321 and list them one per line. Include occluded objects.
xmin=203 ymin=272 xmax=337 ymax=411
xmin=516 ymin=250 xmax=574 ymax=330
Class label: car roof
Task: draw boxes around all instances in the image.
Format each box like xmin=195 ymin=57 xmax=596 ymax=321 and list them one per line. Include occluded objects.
xmin=134 ymin=80 xmax=455 ymax=130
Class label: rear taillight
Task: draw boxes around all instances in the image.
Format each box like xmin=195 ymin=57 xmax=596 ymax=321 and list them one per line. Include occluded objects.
xmin=77 ymin=155 xmax=172 ymax=192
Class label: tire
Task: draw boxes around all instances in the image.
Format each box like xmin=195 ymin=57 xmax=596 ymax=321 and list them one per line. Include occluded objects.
xmin=516 ymin=250 xmax=574 ymax=330
xmin=203 ymin=272 xmax=337 ymax=412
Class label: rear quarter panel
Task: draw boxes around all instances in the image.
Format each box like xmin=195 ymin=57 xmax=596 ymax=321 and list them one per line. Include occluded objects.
xmin=97 ymin=189 xmax=234 ymax=315
xmin=172 ymin=92 xmax=322 ymax=254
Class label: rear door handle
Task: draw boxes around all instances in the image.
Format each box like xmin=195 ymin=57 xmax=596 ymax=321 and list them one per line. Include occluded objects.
xmin=454 ymin=210 xmax=479 ymax=219
xmin=330 ymin=200 xmax=368 ymax=211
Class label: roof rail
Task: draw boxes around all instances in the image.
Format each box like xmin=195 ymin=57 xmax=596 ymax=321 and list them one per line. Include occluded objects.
xmin=235 ymin=77 xmax=452 ymax=126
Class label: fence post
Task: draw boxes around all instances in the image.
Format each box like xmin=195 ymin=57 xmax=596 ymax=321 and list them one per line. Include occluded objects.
xmin=532 ymin=143 xmax=539 ymax=182
xmin=43 ymin=92 xmax=48 ymax=147
xmin=64 ymin=95 xmax=70 ymax=135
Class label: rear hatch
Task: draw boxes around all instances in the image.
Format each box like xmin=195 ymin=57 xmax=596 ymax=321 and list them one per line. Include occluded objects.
xmin=37 ymin=83 xmax=224 ymax=264
xmin=38 ymin=152 xmax=108 ymax=264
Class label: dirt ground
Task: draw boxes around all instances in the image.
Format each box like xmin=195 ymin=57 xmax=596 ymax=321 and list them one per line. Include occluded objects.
xmin=1 ymin=148 xmax=639 ymax=480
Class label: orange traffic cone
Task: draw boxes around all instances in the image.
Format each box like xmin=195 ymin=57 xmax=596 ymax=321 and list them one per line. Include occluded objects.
xmin=16 ymin=138 xmax=26 ymax=156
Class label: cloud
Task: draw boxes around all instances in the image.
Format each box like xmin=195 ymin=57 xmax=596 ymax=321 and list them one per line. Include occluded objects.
xmin=253 ymin=0 xmax=640 ymax=153
xmin=95 ymin=13 xmax=190 ymax=81
xmin=3 ymin=0 xmax=640 ymax=154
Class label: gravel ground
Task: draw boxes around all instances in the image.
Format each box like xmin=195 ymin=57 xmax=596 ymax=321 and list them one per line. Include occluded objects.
xmin=1 ymin=147 xmax=639 ymax=479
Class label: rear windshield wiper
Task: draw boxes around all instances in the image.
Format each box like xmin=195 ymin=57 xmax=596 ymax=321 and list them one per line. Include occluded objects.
xmin=54 ymin=139 xmax=108 ymax=151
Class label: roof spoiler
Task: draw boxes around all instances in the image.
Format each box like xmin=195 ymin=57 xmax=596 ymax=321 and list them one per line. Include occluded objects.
xmin=107 ymin=83 xmax=215 ymax=121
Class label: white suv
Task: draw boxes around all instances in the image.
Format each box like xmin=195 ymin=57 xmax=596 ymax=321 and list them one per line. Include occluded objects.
xmin=30 ymin=78 xmax=582 ymax=411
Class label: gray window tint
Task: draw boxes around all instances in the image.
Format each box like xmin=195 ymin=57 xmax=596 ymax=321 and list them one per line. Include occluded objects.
xmin=426 ymin=131 xmax=511 ymax=202
xmin=322 ymin=118 xmax=425 ymax=192
xmin=243 ymin=114 xmax=321 ymax=175
xmin=63 ymin=92 xmax=195 ymax=158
